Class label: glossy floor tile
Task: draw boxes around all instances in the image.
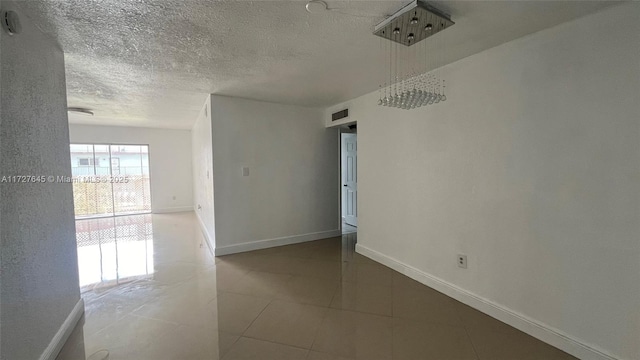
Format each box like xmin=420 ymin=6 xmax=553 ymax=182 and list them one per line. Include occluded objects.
xmin=58 ymin=212 xmax=576 ymax=360
xmin=342 ymin=221 xmax=357 ymax=235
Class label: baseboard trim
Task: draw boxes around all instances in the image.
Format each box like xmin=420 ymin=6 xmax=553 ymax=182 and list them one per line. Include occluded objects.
xmin=194 ymin=210 xmax=215 ymax=256
xmin=215 ymin=229 xmax=342 ymax=256
xmin=152 ymin=206 xmax=193 ymax=214
xmin=39 ymin=298 xmax=85 ymax=360
xmin=355 ymin=243 xmax=620 ymax=360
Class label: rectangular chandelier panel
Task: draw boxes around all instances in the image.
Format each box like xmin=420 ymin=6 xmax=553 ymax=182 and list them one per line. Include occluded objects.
xmin=373 ymin=0 xmax=454 ymax=47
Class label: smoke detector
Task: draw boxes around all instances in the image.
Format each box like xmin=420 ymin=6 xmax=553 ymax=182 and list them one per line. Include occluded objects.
xmin=2 ymin=10 xmax=21 ymax=35
xmin=305 ymin=0 xmax=328 ymax=14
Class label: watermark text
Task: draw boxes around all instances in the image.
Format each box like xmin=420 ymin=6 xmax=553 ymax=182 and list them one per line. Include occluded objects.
xmin=0 ymin=175 xmax=131 ymax=184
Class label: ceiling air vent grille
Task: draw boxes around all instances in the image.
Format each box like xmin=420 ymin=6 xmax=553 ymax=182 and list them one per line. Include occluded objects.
xmin=332 ymin=109 xmax=349 ymax=121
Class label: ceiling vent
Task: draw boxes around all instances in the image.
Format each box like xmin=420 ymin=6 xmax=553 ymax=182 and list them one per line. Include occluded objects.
xmin=331 ymin=109 xmax=349 ymax=122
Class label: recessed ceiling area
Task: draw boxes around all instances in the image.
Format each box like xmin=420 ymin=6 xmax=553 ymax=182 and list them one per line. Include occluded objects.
xmin=18 ymin=0 xmax=621 ymax=129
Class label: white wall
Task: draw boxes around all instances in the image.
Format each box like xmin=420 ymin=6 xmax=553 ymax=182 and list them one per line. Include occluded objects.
xmin=210 ymin=95 xmax=340 ymax=254
xmin=327 ymin=3 xmax=640 ymax=360
xmin=1 ymin=2 xmax=82 ymax=358
xmin=69 ymin=125 xmax=193 ymax=213
xmin=191 ymin=97 xmax=216 ymax=249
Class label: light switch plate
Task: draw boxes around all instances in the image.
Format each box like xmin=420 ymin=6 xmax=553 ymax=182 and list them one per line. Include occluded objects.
xmin=242 ymin=167 xmax=250 ymax=176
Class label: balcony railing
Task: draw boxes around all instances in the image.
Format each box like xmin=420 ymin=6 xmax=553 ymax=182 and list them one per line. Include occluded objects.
xmin=72 ymin=174 xmax=151 ymax=217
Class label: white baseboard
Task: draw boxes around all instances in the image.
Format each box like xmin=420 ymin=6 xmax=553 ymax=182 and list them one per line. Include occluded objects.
xmin=215 ymin=229 xmax=342 ymax=256
xmin=152 ymin=206 xmax=193 ymax=214
xmin=355 ymin=243 xmax=620 ymax=360
xmin=39 ymin=298 xmax=85 ymax=360
xmin=194 ymin=210 xmax=215 ymax=256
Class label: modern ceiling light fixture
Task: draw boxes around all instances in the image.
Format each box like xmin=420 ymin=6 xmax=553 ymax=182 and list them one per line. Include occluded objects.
xmin=67 ymin=107 xmax=95 ymax=116
xmin=374 ymin=0 xmax=454 ymax=109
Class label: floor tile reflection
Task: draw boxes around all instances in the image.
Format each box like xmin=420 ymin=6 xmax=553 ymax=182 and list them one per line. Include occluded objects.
xmin=60 ymin=212 xmax=576 ymax=360
xmin=75 ymin=214 xmax=153 ymax=290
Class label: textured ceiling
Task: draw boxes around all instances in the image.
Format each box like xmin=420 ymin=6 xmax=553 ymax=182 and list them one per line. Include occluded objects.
xmin=18 ymin=0 xmax=620 ymax=129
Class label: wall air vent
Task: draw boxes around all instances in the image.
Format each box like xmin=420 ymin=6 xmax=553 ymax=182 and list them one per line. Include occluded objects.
xmin=332 ymin=109 xmax=349 ymax=121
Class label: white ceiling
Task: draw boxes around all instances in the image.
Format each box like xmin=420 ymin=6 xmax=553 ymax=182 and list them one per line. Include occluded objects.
xmin=19 ymin=0 xmax=621 ymax=129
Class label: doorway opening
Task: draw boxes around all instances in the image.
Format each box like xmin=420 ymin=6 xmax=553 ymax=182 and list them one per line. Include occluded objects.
xmin=341 ymin=127 xmax=357 ymax=234
xmin=70 ymin=144 xmax=151 ymax=218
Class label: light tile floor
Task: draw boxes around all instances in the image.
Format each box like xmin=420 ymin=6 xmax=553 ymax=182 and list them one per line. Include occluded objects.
xmin=58 ymin=212 xmax=576 ymax=360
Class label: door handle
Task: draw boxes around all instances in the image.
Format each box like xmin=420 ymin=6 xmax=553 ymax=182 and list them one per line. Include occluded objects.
xmin=343 ymin=184 xmax=348 ymax=187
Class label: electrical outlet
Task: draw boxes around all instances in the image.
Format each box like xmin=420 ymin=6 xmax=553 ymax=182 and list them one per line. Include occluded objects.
xmin=457 ymin=254 xmax=468 ymax=269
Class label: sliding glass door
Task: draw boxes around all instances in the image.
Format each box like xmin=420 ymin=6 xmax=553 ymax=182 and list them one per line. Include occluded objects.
xmin=70 ymin=144 xmax=151 ymax=217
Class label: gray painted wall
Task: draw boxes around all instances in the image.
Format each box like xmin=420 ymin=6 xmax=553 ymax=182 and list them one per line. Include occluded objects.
xmin=210 ymin=95 xmax=340 ymax=251
xmin=192 ymin=97 xmax=216 ymax=249
xmin=0 ymin=2 xmax=81 ymax=359
xmin=0 ymin=6 xmax=3 ymax=358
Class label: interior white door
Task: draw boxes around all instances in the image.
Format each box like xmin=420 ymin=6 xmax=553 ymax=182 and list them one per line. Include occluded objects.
xmin=343 ymin=134 xmax=357 ymax=227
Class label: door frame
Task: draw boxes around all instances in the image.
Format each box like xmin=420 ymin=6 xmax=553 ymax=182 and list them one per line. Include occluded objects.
xmin=338 ymin=124 xmax=357 ymax=232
